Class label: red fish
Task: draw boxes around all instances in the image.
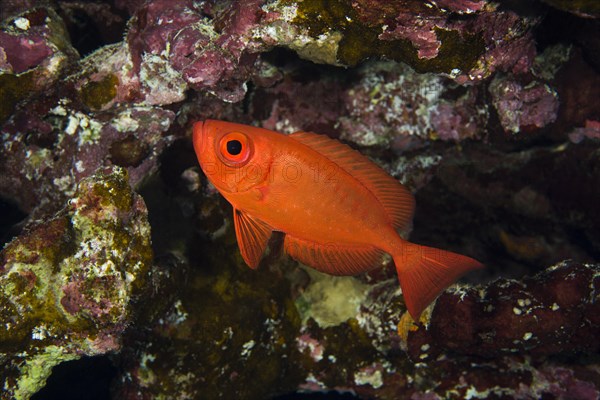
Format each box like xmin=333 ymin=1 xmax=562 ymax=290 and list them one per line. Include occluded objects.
xmin=193 ymin=120 xmax=482 ymax=319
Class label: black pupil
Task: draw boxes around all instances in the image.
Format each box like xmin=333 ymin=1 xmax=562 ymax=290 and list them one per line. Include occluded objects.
xmin=226 ymin=140 xmax=242 ymax=155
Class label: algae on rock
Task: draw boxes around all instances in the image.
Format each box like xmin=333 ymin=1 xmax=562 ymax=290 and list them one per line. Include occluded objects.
xmin=0 ymin=166 xmax=153 ymax=400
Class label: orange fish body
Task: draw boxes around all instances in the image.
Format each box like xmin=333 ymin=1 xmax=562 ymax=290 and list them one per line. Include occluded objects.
xmin=193 ymin=120 xmax=482 ymax=319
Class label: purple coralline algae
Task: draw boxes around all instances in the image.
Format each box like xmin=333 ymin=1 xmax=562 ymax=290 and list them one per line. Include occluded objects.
xmin=569 ymin=119 xmax=600 ymax=143
xmin=0 ymin=6 xmax=176 ymax=218
xmin=489 ymin=77 xmax=559 ymax=134
xmin=0 ymin=0 xmax=599 ymax=399
xmin=0 ymin=166 xmax=153 ymax=400
xmin=0 ymin=7 xmax=79 ymax=122
xmin=126 ymin=0 xmax=263 ymax=103
xmin=334 ymin=0 xmax=537 ymax=81
xmin=406 ymin=261 xmax=600 ymax=359
xmin=252 ymin=60 xmax=486 ymax=149
xmin=337 ymin=62 xmax=485 ymax=145
xmin=121 ymin=0 xmax=542 ymax=103
xmin=0 ymin=99 xmax=175 ymax=218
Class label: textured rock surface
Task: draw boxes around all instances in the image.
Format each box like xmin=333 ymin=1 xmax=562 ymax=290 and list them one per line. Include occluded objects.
xmin=0 ymin=0 xmax=557 ymax=221
xmin=405 ymin=261 xmax=600 ymax=360
xmin=0 ymin=166 xmax=153 ymax=400
xmin=0 ymin=1 xmax=599 ymax=399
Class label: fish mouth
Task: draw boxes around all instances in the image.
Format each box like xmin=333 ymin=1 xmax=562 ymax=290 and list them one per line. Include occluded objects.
xmin=192 ymin=121 xmax=205 ymax=155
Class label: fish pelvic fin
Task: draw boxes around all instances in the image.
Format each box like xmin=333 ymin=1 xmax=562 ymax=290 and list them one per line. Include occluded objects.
xmin=233 ymin=209 xmax=273 ymax=269
xmin=393 ymin=242 xmax=483 ymax=320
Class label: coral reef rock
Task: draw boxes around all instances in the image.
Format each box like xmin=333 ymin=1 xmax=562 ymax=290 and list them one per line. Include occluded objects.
xmin=406 ymin=261 xmax=600 ymax=360
xmin=1 ymin=0 xmax=599 ymax=399
xmin=0 ymin=166 xmax=153 ymax=400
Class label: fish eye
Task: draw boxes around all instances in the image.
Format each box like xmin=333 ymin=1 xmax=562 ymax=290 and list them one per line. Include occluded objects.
xmin=226 ymin=140 xmax=242 ymax=155
xmin=218 ymin=131 xmax=252 ymax=166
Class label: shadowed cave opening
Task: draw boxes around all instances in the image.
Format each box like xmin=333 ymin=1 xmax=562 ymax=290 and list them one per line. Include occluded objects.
xmin=31 ymin=356 xmax=116 ymax=400
xmin=0 ymin=197 xmax=27 ymax=249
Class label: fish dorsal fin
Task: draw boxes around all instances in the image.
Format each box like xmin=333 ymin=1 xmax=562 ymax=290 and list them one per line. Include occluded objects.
xmin=290 ymin=131 xmax=415 ymax=231
xmin=284 ymin=234 xmax=385 ymax=275
xmin=233 ymin=209 xmax=273 ymax=269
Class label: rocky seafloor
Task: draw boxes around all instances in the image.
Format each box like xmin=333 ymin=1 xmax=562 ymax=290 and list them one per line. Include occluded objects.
xmin=1 ymin=1 xmax=599 ymax=399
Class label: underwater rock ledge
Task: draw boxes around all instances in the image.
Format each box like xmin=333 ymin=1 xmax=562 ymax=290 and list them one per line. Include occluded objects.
xmin=406 ymin=260 xmax=600 ymax=361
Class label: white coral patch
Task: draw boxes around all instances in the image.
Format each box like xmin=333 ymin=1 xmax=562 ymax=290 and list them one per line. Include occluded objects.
xmin=241 ymin=340 xmax=255 ymax=357
xmin=111 ymin=109 xmax=140 ymax=132
xmin=354 ymin=366 xmax=383 ymax=389
xmin=14 ymin=17 xmax=30 ymax=30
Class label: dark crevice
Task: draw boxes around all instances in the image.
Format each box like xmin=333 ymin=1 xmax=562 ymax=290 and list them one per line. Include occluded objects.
xmin=31 ymin=356 xmax=116 ymax=400
xmin=0 ymin=198 xmax=27 ymax=249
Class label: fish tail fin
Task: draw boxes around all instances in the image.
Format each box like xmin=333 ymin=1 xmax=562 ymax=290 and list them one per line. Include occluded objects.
xmin=392 ymin=242 xmax=483 ymax=320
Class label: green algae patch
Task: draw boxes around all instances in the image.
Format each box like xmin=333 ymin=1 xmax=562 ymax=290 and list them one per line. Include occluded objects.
xmin=290 ymin=0 xmax=485 ymax=73
xmin=13 ymin=346 xmax=79 ymax=400
xmin=80 ymin=74 xmax=119 ymax=110
xmin=0 ymin=166 xmax=154 ymax=399
xmin=85 ymin=167 xmax=134 ymax=212
xmin=291 ymin=0 xmax=356 ymax=37
xmin=0 ymin=71 xmax=36 ymax=123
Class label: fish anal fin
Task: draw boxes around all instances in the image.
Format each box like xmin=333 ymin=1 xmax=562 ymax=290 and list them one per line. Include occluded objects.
xmin=290 ymin=131 xmax=415 ymax=231
xmin=233 ymin=209 xmax=273 ymax=269
xmin=284 ymin=235 xmax=384 ymax=275
xmin=393 ymin=243 xmax=483 ymax=319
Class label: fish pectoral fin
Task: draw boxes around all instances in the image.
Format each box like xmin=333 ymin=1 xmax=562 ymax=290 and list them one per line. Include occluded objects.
xmin=233 ymin=209 xmax=273 ymax=269
xmin=284 ymin=235 xmax=384 ymax=275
